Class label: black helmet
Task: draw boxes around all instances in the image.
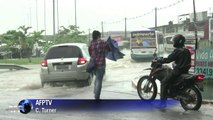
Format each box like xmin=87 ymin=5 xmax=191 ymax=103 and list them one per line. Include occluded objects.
xmin=172 ymin=34 xmax=185 ymax=48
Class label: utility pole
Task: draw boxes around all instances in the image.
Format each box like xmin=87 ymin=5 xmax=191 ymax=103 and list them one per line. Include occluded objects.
xmin=36 ymin=0 xmax=38 ymax=31
xmin=74 ymin=0 xmax=77 ymax=26
xmin=193 ymin=0 xmax=198 ymax=50
xmin=57 ymin=0 xmax=59 ymax=33
xmin=155 ymin=7 xmax=158 ymax=30
xmin=125 ymin=17 xmax=127 ymax=40
xmin=29 ymin=7 xmax=32 ymax=27
xmin=101 ymin=21 xmax=104 ymax=38
xmin=53 ymin=0 xmax=56 ymax=41
xmin=193 ymin=0 xmax=198 ymax=73
xmin=44 ymin=0 xmax=46 ymax=40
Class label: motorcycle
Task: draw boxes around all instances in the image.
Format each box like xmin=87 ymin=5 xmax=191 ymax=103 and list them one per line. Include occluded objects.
xmin=137 ymin=56 xmax=205 ymax=111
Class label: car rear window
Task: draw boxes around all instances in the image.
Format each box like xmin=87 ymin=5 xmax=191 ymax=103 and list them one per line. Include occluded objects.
xmin=45 ymin=45 xmax=82 ymax=59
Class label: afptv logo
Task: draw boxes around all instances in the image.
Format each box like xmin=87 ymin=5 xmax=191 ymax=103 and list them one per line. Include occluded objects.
xmin=35 ymin=99 xmax=53 ymax=106
xmin=18 ymin=99 xmax=33 ymax=114
xmin=34 ymin=99 xmax=57 ymax=113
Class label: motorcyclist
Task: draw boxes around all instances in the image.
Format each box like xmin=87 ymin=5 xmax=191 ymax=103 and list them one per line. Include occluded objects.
xmin=157 ymin=34 xmax=191 ymax=107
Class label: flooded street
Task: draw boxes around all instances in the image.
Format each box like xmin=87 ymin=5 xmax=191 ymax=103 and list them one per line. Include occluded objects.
xmin=0 ymin=49 xmax=213 ymax=120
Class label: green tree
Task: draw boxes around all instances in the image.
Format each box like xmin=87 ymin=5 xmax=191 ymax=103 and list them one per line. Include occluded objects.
xmin=1 ymin=30 xmax=20 ymax=46
xmin=56 ymin=25 xmax=87 ymax=44
xmin=0 ymin=25 xmax=46 ymax=61
xmin=29 ymin=30 xmax=45 ymax=57
xmin=17 ymin=25 xmax=33 ymax=62
xmin=0 ymin=30 xmax=21 ymax=59
xmin=18 ymin=25 xmax=32 ymax=48
xmin=30 ymin=30 xmax=45 ymax=46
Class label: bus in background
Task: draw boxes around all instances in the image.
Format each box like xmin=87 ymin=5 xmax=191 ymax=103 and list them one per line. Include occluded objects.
xmin=164 ymin=34 xmax=198 ymax=68
xmin=130 ymin=30 xmax=164 ymax=60
xmin=164 ymin=35 xmax=173 ymax=54
xmin=111 ymin=35 xmax=123 ymax=46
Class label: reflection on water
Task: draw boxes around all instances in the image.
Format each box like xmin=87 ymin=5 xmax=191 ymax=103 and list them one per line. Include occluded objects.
xmin=202 ymin=80 xmax=213 ymax=100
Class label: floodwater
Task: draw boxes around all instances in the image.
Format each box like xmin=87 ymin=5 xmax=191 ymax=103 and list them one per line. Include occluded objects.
xmin=0 ymin=49 xmax=213 ymax=120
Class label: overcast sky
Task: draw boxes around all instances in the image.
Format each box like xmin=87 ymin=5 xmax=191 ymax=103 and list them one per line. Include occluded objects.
xmin=0 ymin=0 xmax=213 ymax=35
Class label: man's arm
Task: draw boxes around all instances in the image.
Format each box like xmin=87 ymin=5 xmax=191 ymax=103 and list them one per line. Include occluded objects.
xmin=159 ymin=49 xmax=179 ymax=63
xmin=105 ymin=41 xmax=111 ymax=52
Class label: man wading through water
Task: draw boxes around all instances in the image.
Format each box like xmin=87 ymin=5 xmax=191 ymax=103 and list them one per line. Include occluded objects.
xmin=89 ymin=30 xmax=111 ymax=100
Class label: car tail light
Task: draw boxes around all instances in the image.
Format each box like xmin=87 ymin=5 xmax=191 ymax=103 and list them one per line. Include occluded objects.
xmin=196 ymin=75 xmax=204 ymax=81
xmin=41 ymin=59 xmax=48 ymax=67
xmin=78 ymin=57 xmax=87 ymax=65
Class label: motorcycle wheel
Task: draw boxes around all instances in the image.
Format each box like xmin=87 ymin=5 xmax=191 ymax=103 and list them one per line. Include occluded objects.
xmin=137 ymin=75 xmax=157 ymax=100
xmin=180 ymin=86 xmax=202 ymax=111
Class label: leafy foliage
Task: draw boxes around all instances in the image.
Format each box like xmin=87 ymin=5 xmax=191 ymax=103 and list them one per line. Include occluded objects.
xmin=0 ymin=25 xmax=45 ymax=62
xmin=55 ymin=25 xmax=87 ymax=44
xmin=0 ymin=24 xmax=87 ymax=62
xmin=1 ymin=30 xmax=20 ymax=46
xmin=1 ymin=26 xmax=42 ymax=48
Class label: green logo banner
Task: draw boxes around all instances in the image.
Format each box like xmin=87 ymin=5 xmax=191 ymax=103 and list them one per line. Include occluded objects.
xmin=195 ymin=48 xmax=213 ymax=78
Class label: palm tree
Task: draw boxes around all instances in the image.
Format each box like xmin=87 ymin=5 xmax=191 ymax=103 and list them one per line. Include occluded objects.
xmin=17 ymin=25 xmax=33 ymax=62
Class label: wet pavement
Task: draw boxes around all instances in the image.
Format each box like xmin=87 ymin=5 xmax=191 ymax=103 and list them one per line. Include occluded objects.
xmin=203 ymin=80 xmax=213 ymax=100
xmin=1 ymin=49 xmax=213 ymax=120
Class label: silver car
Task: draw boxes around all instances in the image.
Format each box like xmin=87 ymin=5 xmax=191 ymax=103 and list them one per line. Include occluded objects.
xmin=40 ymin=43 xmax=92 ymax=87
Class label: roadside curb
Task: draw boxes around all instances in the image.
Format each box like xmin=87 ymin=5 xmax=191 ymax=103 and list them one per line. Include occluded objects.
xmin=131 ymin=79 xmax=213 ymax=104
xmin=0 ymin=64 xmax=30 ymax=70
